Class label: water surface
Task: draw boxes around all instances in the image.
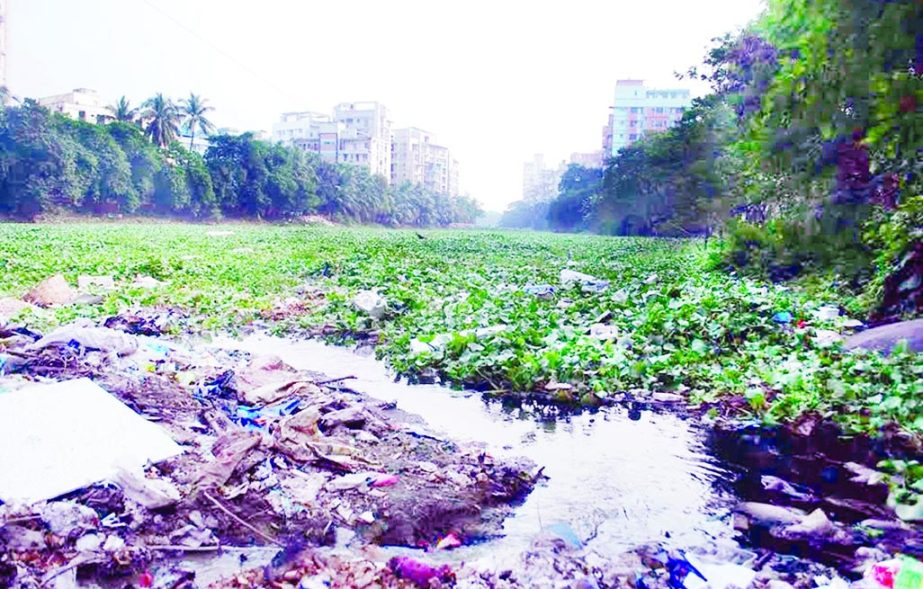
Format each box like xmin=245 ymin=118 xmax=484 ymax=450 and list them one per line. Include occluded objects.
xmin=214 ymin=335 xmax=737 ymax=564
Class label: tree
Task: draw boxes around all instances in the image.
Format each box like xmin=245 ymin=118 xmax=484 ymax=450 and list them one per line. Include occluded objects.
xmin=547 ymin=164 xmax=603 ymax=231
xmin=180 ymin=93 xmax=215 ymax=151
xmin=107 ymin=121 xmax=164 ymax=209
xmin=141 ymin=93 xmax=181 ymax=148
xmin=0 ymin=101 xmax=76 ymax=216
xmin=107 ymin=96 xmax=137 ymax=123
xmin=499 ymin=198 xmax=550 ymax=230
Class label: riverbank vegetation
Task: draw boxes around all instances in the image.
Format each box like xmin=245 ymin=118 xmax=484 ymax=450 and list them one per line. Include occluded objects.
xmin=502 ymin=0 xmax=923 ymax=322
xmin=0 ymin=97 xmax=480 ymax=226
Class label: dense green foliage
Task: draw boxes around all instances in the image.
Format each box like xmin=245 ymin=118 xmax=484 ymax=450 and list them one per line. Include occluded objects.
xmin=501 ymin=0 xmax=923 ymax=317
xmin=0 ymin=101 xmax=480 ymax=226
xmin=2 ymin=224 xmax=921 ymax=438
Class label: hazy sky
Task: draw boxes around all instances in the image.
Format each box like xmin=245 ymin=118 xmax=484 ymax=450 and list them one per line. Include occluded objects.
xmin=8 ymin=0 xmax=764 ymax=211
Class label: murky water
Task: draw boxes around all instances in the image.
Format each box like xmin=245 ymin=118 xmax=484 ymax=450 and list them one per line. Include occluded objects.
xmin=213 ymin=335 xmax=738 ymax=566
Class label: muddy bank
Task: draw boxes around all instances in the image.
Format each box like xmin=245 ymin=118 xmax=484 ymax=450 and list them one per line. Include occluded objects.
xmin=712 ymin=422 xmax=923 ymax=573
xmin=0 ymin=319 xmax=540 ymax=587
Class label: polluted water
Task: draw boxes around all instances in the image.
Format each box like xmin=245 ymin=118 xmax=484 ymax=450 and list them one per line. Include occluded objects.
xmin=214 ymin=334 xmax=738 ymax=567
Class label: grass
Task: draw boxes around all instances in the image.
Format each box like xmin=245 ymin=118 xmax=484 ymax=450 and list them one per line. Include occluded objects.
xmin=1 ymin=223 xmax=922 ymax=438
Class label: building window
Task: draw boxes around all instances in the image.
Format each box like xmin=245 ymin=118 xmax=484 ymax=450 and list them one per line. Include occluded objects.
xmin=78 ymin=110 xmax=87 ymax=120
xmin=654 ymin=107 xmax=664 ymax=113
xmin=631 ymin=107 xmax=642 ymax=113
xmin=629 ymin=134 xmax=637 ymax=140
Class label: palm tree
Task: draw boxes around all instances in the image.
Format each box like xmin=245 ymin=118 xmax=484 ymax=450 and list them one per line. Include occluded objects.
xmin=180 ymin=93 xmax=215 ymax=151
xmin=107 ymin=96 xmax=137 ymax=123
xmin=141 ymin=93 xmax=181 ymax=148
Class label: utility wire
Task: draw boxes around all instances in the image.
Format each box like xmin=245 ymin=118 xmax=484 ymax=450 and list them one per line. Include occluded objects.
xmin=134 ymin=0 xmax=300 ymax=105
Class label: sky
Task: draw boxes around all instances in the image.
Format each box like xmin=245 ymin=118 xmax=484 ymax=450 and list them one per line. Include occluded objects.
xmin=8 ymin=0 xmax=765 ymax=211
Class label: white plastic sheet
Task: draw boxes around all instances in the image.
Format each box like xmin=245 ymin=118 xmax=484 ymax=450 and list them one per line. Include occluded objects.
xmin=0 ymin=378 xmax=182 ymax=504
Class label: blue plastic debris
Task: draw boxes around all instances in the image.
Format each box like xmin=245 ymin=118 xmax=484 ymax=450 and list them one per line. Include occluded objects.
xmin=772 ymin=311 xmax=793 ymax=324
xmin=524 ymin=284 xmax=556 ymax=298
xmin=236 ymin=398 xmax=302 ymax=431
xmin=195 ymin=370 xmax=237 ymax=401
xmin=546 ymin=522 xmax=583 ymax=549
xmin=665 ymin=551 xmax=708 ymax=589
xmin=580 ymin=280 xmax=610 ymax=294
xmin=145 ymin=341 xmax=170 ymax=357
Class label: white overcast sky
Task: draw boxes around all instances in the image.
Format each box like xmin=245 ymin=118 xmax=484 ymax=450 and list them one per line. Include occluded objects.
xmin=8 ymin=0 xmax=764 ymax=211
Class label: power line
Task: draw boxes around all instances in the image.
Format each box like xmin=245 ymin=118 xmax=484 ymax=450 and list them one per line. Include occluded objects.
xmin=134 ymin=0 xmax=299 ymax=104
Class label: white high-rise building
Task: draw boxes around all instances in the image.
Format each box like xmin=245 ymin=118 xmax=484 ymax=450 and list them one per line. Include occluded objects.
xmin=272 ymin=112 xmax=342 ymax=163
xmin=391 ymin=127 xmax=456 ymax=195
xmin=522 ymin=154 xmax=565 ymax=201
xmin=607 ymin=80 xmax=691 ymax=155
xmin=272 ymin=102 xmax=461 ymax=192
xmin=272 ymin=111 xmax=332 ymax=145
xmin=272 ymin=102 xmax=392 ymax=181
xmin=334 ymin=102 xmax=392 ymax=181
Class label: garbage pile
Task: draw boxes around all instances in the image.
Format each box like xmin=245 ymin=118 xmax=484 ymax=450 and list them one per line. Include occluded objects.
xmin=188 ymin=529 xmax=923 ymax=589
xmin=0 ymin=316 xmax=542 ymax=588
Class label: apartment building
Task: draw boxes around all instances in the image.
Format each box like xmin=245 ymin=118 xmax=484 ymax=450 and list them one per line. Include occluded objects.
xmin=38 ymin=89 xmax=111 ymax=124
xmin=607 ymin=80 xmax=691 ymax=155
xmin=390 ymin=127 xmax=458 ymax=195
xmin=272 ymin=102 xmax=393 ymax=181
xmin=334 ymin=102 xmax=392 ymax=180
xmin=522 ymin=154 xmax=565 ymax=201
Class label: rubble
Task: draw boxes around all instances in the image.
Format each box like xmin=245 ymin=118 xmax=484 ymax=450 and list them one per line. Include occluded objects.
xmin=0 ymin=318 xmax=542 ymax=587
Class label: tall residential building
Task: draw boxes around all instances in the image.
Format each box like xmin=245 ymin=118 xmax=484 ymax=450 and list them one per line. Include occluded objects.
xmin=607 ymin=80 xmax=691 ymax=155
xmin=522 ymin=154 xmax=565 ymax=201
xmin=391 ymin=127 xmax=457 ymax=195
xmin=334 ymin=101 xmax=392 ymax=180
xmin=273 ymin=102 xmax=392 ymax=181
xmin=38 ymin=89 xmax=111 ymax=124
xmin=272 ymin=112 xmax=342 ymax=163
xmin=272 ymin=111 xmax=332 ymax=146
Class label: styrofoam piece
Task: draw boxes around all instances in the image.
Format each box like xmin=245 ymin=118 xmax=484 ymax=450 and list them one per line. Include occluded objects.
xmin=0 ymin=378 xmax=183 ymax=504
xmin=684 ymin=553 xmax=758 ymax=589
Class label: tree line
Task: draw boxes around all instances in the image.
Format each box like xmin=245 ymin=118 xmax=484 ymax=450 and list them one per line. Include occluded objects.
xmin=0 ymin=95 xmax=481 ymax=225
xmin=501 ymin=0 xmax=922 ymax=317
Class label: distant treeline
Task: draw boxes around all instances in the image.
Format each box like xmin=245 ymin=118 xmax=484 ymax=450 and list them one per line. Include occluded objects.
xmin=0 ymin=101 xmax=481 ymax=225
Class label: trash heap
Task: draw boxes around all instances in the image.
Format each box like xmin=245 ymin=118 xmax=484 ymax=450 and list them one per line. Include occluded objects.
xmin=180 ymin=525 xmax=923 ymax=589
xmin=0 ymin=316 xmax=541 ymax=588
